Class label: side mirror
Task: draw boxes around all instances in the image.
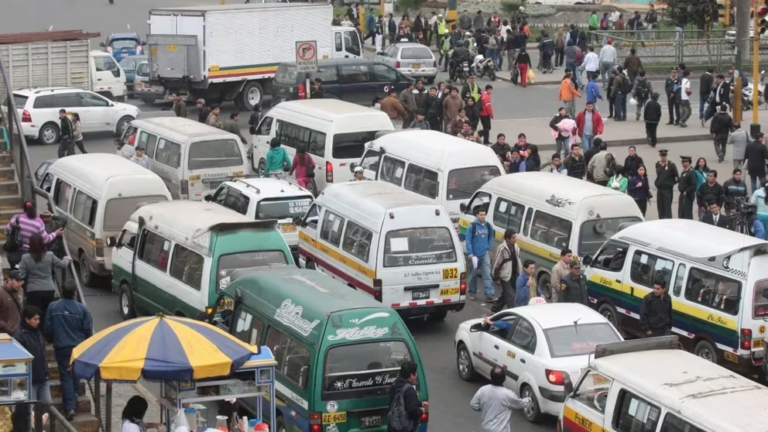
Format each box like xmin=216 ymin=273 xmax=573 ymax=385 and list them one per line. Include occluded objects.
xmin=99 ymin=42 xmax=106 ymax=47
xmin=141 ymin=41 xmax=147 ymax=46
xmin=349 ymin=162 xmax=357 ymax=173
xmin=469 ymin=322 xmax=484 ymax=332
xmin=582 ymin=255 xmax=593 ymax=266
xmin=563 ymin=373 xmax=574 ymax=397
xmin=459 ymin=203 xmax=467 ymax=213
xmin=292 ymin=216 xmax=303 ymax=226
xmin=204 ymin=194 xmax=213 ymax=202
xmin=106 ymin=236 xmax=117 ymax=248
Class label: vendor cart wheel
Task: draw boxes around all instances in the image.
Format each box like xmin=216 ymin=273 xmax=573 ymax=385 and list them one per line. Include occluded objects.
xmin=119 ymin=283 xmax=137 ymax=320
xmin=276 ymin=416 xmax=286 ymax=432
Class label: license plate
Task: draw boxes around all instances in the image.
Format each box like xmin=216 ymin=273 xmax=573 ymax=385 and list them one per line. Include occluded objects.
xmin=755 ymin=339 xmax=765 ymax=348
xmin=442 ymin=267 xmax=458 ymax=280
xmin=280 ymin=224 xmax=297 ymax=233
xmin=412 ymin=290 xmax=430 ymax=300
xmin=360 ymin=415 xmax=382 ymax=429
xmin=322 ymin=412 xmax=346 ymax=424
xmin=167 ymin=45 xmax=178 ymax=51
xmin=440 ymin=287 xmax=459 ymax=296
xmin=412 ymin=63 xmax=421 ymax=69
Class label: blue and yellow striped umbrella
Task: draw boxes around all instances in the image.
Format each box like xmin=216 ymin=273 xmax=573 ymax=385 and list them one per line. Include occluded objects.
xmin=72 ymin=315 xmax=258 ymax=382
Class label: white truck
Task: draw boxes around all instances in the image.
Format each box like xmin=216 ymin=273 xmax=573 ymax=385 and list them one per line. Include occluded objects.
xmin=0 ymin=30 xmax=127 ymax=103
xmin=147 ymin=3 xmax=362 ymax=111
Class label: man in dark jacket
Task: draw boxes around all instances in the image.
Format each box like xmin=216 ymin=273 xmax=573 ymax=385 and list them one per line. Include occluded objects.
xmin=583 ymin=139 xmax=602 ymax=182
xmin=704 ymin=74 xmax=731 ymax=122
xmin=222 ymin=113 xmax=248 ymax=145
xmin=643 ymin=92 xmax=662 ymax=147
xmin=58 ymin=109 xmax=75 ymax=158
xmin=723 ymin=168 xmax=749 ymax=213
xmin=655 ymin=149 xmax=679 ymax=219
xmin=172 ymin=94 xmax=187 ymax=118
xmin=13 ymin=306 xmax=51 ymax=408
xmin=196 ymin=99 xmax=210 ymax=124
xmin=623 ymin=146 xmax=644 ymax=177
xmin=564 ymin=143 xmax=586 ymax=179
xmin=559 ymin=260 xmax=588 ymax=305
xmin=745 ymin=133 xmax=768 ymax=193
xmin=702 ymin=200 xmax=730 ymax=228
xmin=388 ymin=361 xmax=427 ymax=432
xmin=45 ymin=282 xmax=92 ymax=420
xmin=664 ymin=68 xmax=679 ymax=125
xmin=0 ymin=270 xmax=23 ymax=335
xmin=677 ymin=156 xmax=696 ymax=220
xmin=709 ymin=104 xmax=734 ymax=163
xmin=696 ymin=169 xmax=725 ymax=216
xmin=699 ymin=68 xmax=714 ymax=123
xmin=639 ymin=280 xmax=672 ymax=337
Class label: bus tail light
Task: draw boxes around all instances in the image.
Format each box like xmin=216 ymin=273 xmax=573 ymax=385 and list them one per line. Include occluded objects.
xmin=95 ymin=239 xmax=105 ymax=257
xmin=298 ymin=83 xmax=306 ymax=100
xmin=374 ymin=279 xmax=382 ymax=302
xmin=326 ymin=161 xmax=333 ymax=183
xmin=741 ymin=329 xmax=753 ymax=350
xmin=460 ymin=272 xmax=467 ymax=295
xmin=309 ymin=412 xmax=321 ymax=432
xmin=181 ymin=180 xmax=189 ymax=196
xmin=546 ymin=369 xmax=566 ymax=386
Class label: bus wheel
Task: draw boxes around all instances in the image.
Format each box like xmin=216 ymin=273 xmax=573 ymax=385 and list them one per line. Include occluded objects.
xmin=119 ymin=284 xmax=137 ymax=320
xmin=276 ymin=416 xmax=286 ymax=432
xmin=694 ymin=340 xmax=717 ymax=363
xmin=305 ymin=260 xmax=316 ymax=270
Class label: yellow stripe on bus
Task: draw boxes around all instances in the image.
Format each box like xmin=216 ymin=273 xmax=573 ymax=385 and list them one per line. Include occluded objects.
xmin=587 ymin=274 xmax=738 ymax=331
xmin=299 ymin=231 xmax=376 ymax=279
xmin=563 ymin=406 xmax=606 ymax=432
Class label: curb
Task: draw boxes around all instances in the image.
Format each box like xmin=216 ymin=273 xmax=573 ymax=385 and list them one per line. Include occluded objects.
xmin=534 ymin=133 xmax=712 ymax=151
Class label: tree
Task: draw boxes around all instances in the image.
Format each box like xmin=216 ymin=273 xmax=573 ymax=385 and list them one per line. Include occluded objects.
xmin=397 ymin=0 xmax=429 ymax=16
xmin=665 ymin=0 xmax=719 ymax=33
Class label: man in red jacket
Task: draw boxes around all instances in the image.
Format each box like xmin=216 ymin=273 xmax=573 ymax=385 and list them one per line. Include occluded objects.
xmin=574 ymin=101 xmax=604 ymax=151
xmin=479 ymin=85 xmax=495 ymax=144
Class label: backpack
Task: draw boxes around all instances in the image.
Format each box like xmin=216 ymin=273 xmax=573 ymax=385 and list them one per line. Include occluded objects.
xmin=603 ymin=153 xmax=616 ymax=177
xmin=600 ymin=17 xmax=609 ymax=30
xmin=620 ymin=75 xmax=632 ymax=94
xmin=636 ymin=79 xmax=650 ymax=100
xmin=3 ymin=215 xmax=22 ymax=253
xmin=574 ymin=48 xmax=584 ymax=66
xmin=387 ymin=384 xmax=414 ymax=432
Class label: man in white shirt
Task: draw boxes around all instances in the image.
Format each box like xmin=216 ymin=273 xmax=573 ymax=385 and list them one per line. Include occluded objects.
xmin=679 ymin=69 xmax=692 ymax=127
xmin=599 ymin=39 xmax=617 ymax=87
xmin=609 ymin=10 xmax=621 ymax=28
xmin=470 ymin=365 xmax=530 ymax=432
xmin=583 ymin=46 xmax=599 ymax=80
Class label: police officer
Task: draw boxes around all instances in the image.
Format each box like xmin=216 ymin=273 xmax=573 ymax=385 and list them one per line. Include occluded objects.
xmin=654 ymin=149 xmax=679 ymax=219
xmin=639 ymin=279 xmax=672 ymax=337
xmin=351 ymin=166 xmax=366 ymax=181
xmin=559 ymin=259 xmax=587 ymax=306
xmin=677 ymin=155 xmax=696 ymax=220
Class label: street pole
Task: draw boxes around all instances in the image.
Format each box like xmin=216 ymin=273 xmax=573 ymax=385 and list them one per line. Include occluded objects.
xmin=753 ymin=5 xmax=762 ymax=137
xmin=447 ymin=0 xmax=457 ymax=25
xmin=734 ymin=0 xmax=751 ymax=122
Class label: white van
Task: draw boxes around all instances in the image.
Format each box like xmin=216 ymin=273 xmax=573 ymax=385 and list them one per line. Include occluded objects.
xmin=559 ymin=337 xmax=768 ymax=432
xmin=109 ymin=200 xmax=293 ymax=319
xmin=583 ymin=219 xmax=768 ymax=375
xmin=351 ymin=130 xmax=504 ymax=227
xmin=204 ymin=177 xmax=314 ymax=259
xmin=458 ymin=172 xmax=644 ymax=298
xmin=251 ymin=99 xmax=394 ymax=194
xmin=116 ymin=117 xmax=250 ymax=200
xmin=34 ymin=154 xmax=172 ymax=286
xmin=297 ymin=181 xmax=466 ymax=319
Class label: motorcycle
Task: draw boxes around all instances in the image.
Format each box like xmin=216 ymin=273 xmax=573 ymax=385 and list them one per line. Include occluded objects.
xmin=740 ymin=70 xmax=765 ymax=112
xmin=471 ymin=54 xmax=497 ymax=81
xmin=453 ymin=61 xmax=470 ymax=85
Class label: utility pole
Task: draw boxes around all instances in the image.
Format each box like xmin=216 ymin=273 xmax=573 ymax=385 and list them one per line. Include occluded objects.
xmin=734 ymin=0 xmax=751 ymax=122
xmin=753 ymin=2 xmax=767 ymax=137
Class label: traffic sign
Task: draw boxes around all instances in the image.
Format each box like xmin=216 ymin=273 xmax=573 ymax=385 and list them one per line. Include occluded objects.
xmin=296 ymin=40 xmax=318 ymax=73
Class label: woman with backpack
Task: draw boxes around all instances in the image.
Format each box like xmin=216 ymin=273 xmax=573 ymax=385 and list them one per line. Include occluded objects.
xmin=289 ymin=144 xmax=316 ymax=191
xmin=263 ymin=137 xmax=292 ymax=179
xmin=4 ymin=202 xmax=61 ymax=270
xmin=631 ymin=70 xmax=654 ymax=121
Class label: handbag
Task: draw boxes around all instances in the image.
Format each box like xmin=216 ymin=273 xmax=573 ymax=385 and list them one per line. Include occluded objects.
xmin=3 ymin=215 xmax=22 ymax=253
xmin=306 ymin=155 xmax=316 ymax=178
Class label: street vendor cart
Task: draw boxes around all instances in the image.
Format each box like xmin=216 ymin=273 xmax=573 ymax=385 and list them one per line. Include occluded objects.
xmin=0 ymin=333 xmax=35 ymax=431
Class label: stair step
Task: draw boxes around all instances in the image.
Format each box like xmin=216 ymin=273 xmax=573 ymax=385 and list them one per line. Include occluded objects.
xmin=50 ymin=412 xmax=100 ymax=432
xmin=49 ymin=380 xmax=86 ymax=399
xmin=51 ymin=395 xmax=91 ymax=414
xmin=0 ymin=154 xmax=13 ymax=168
xmin=0 ymin=194 xmax=22 ymax=210
xmin=0 ymin=181 xmax=19 ymax=197
xmin=0 ymin=167 xmax=16 ymax=182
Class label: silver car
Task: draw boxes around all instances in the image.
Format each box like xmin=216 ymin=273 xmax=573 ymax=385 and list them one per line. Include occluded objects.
xmin=376 ymin=42 xmax=437 ymax=83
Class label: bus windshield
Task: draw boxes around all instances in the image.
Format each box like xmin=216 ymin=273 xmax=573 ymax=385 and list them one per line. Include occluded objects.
xmin=384 ymin=227 xmax=457 ymax=268
xmin=323 ymin=340 xmax=412 ymax=400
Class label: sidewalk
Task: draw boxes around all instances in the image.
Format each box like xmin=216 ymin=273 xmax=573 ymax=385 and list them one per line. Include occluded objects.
xmin=492 ymin=116 xmax=711 ymax=150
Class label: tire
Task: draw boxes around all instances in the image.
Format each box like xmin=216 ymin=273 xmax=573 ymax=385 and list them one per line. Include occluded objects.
xmin=258 ymin=159 xmax=267 ymax=176
xmin=598 ymin=303 xmax=619 ymax=328
xmin=115 ymin=115 xmax=134 ymax=137
xmin=489 ymin=70 xmax=497 ymax=81
xmin=305 ymin=260 xmax=316 ymax=270
xmin=305 ymin=178 xmax=318 ymax=197
xmin=119 ymin=284 xmax=137 ymax=320
xmin=456 ymin=343 xmax=478 ymax=381
xmin=429 ymin=310 xmax=448 ymax=320
xmin=538 ymin=272 xmax=551 ymax=302
xmin=238 ymin=81 xmax=264 ymax=111
xmin=78 ymin=252 xmax=97 ymax=287
xmin=426 ymin=77 xmax=435 ymax=84
xmin=38 ymin=123 xmax=60 ymax=146
xmin=694 ymin=339 xmax=718 ymax=363
xmin=276 ymin=416 xmax=286 ymax=432
xmin=521 ymin=385 xmax=544 ymax=423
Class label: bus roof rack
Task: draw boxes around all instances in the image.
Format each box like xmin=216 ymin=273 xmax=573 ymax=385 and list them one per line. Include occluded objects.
xmin=594 ymin=336 xmax=679 ymax=359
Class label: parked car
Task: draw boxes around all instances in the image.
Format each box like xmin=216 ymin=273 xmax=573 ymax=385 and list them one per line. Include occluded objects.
xmin=376 ymin=42 xmax=437 ymax=83
xmin=725 ymin=25 xmax=768 ymax=46
xmin=101 ymin=32 xmax=145 ymax=62
xmin=272 ymin=58 xmax=413 ymax=106
xmin=119 ymin=55 xmax=146 ymax=98
xmin=454 ymin=303 xmax=623 ymax=423
xmin=12 ymin=87 xmax=140 ymax=145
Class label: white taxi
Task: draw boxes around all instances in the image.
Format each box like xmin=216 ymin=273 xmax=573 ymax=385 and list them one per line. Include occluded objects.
xmin=454 ymin=303 xmax=623 ymax=423
xmin=205 ymin=177 xmax=313 ymax=260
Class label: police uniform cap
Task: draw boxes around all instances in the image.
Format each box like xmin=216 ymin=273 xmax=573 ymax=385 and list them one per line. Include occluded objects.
xmin=569 ymin=260 xmax=581 ymax=268
xmin=680 ymin=155 xmax=691 ymax=162
xmin=658 ymin=149 xmax=668 ymax=156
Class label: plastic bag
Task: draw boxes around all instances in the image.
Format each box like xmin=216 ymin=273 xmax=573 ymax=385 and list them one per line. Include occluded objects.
xmin=629 ymin=97 xmax=638 ymax=106
xmin=171 ymin=408 xmax=190 ymax=432
xmin=527 ymin=68 xmax=536 ymax=84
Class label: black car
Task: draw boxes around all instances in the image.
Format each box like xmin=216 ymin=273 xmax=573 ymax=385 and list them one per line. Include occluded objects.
xmin=272 ymin=58 xmax=414 ymax=106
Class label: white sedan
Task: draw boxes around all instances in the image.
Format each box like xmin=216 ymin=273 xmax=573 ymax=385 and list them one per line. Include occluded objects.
xmin=454 ymin=303 xmax=623 ymax=423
